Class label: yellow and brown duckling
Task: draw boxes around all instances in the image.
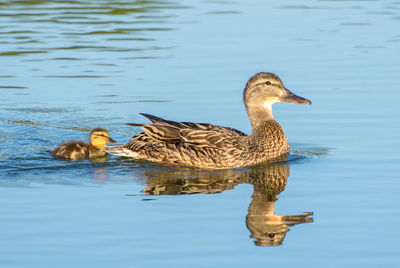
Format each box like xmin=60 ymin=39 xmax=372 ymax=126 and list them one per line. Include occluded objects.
xmin=52 ymin=128 xmax=116 ymax=160
xmin=105 ymin=72 xmax=311 ymax=169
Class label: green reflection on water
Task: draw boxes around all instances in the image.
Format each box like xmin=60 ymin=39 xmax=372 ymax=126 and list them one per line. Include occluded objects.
xmin=0 ymin=86 xmax=27 ymax=89
xmin=5 ymin=107 xmax=76 ymax=113
xmin=7 ymin=120 xmax=43 ymax=126
xmin=5 ymin=1 xmax=48 ymax=5
xmin=0 ymin=0 xmax=181 ymax=59
xmin=0 ymin=51 xmax=47 ymax=56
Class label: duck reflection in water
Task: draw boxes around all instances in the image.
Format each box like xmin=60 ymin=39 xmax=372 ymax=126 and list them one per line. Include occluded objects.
xmin=246 ymin=165 xmax=313 ymax=246
xmin=136 ymin=162 xmax=313 ymax=247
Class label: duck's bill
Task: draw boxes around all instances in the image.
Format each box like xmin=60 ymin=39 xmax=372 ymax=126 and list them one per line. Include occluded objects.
xmin=108 ymin=137 xmax=117 ymax=143
xmin=280 ymin=88 xmax=311 ymax=105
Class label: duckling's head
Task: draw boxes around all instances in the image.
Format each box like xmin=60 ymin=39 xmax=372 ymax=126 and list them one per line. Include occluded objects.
xmin=89 ymin=128 xmax=116 ymax=149
xmin=243 ymin=72 xmax=311 ymax=130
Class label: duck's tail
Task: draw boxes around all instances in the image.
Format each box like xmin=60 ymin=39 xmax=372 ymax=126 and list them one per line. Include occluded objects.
xmin=105 ymin=144 xmax=139 ymax=157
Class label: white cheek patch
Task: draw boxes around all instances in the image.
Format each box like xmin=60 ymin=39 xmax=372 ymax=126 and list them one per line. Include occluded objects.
xmin=263 ymin=97 xmax=279 ymax=108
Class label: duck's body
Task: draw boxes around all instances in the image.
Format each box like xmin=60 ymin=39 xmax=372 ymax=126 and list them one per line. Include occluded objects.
xmin=105 ymin=72 xmax=311 ymax=169
xmin=106 ymin=114 xmax=289 ymax=169
xmin=52 ymin=128 xmax=116 ymax=160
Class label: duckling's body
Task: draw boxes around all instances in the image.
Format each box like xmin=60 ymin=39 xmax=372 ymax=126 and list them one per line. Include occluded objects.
xmin=52 ymin=128 xmax=116 ymax=160
xmin=105 ymin=72 xmax=311 ymax=169
xmin=52 ymin=141 xmax=105 ymax=160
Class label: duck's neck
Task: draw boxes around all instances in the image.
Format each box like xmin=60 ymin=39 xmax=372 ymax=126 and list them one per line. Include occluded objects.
xmin=246 ymin=104 xmax=274 ymax=132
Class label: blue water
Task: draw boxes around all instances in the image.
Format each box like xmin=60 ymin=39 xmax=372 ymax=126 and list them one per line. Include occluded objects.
xmin=1 ymin=0 xmax=400 ymax=267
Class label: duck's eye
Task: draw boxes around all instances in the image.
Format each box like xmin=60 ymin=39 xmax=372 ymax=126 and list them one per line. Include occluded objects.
xmin=265 ymin=81 xmax=271 ymax=85
xmin=269 ymin=233 xmax=275 ymax=238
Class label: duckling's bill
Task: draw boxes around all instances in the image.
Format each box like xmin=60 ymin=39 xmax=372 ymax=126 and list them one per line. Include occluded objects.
xmin=280 ymin=88 xmax=311 ymax=105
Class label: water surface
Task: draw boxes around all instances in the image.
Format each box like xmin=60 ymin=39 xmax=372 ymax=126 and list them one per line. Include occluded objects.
xmin=1 ymin=0 xmax=400 ymax=267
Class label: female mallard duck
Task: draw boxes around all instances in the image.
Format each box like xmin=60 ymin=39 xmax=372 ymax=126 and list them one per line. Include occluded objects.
xmin=52 ymin=128 xmax=116 ymax=160
xmin=105 ymin=72 xmax=311 ymax=169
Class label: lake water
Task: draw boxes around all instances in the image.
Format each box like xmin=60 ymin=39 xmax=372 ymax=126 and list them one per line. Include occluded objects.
xmin=1 ymin=0 xmax=400 ymax=267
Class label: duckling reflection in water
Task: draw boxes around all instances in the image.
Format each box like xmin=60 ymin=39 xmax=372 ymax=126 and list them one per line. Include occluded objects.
xmin=51 ymin=128 xmax=116 ymax=160
xmin=136 ymin=163 xmax=313 ymax=246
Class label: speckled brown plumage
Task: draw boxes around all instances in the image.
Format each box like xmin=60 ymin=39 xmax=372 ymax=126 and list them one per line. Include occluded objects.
xmin=105 ymin=72 xmax=311 ymax=169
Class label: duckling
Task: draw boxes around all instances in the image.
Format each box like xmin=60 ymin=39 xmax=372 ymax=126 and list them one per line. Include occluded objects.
xmin=105 ymin=72 xmax=311 ymax=169
xmin=52 ymin=128 xmax=116 ymax=160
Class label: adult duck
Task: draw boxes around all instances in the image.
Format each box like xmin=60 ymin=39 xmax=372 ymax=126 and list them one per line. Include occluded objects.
xmin=105 ymin=72 xmax=311 ymax=169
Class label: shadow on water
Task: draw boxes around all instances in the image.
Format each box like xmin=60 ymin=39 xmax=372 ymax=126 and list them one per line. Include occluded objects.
xmin=131 ymin=160 xmax=314 ymax=247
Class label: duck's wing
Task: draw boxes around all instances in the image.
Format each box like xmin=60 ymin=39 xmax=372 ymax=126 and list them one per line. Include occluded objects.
xmin=179 ymin=128 xmax=239 ymax=148
xmin=141 ymin=123 xmax=182 ymax=142
xmin=136 ymin=113 xmax=247 ymax=136
xmin=124 ymin=114 xmax=247 ymax=149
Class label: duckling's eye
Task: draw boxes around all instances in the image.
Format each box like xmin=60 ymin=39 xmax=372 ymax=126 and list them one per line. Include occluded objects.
xmin=265 ymin=81 xmax=271 ymax=85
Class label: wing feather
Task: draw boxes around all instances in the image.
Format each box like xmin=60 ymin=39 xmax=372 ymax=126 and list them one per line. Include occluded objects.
xmin=140 ymin=113 xmax=247 ymax=137
xmin=124 ymin=113 xmax=247 ymax=151
xmin=141 ymin=123 xmax=181 ymax=142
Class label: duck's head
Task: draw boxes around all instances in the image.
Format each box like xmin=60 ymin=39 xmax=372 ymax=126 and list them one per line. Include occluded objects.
xmin=243 ymin=72 xmax=311 ymax=130
xmin=89 ymin=128 xmax=117 ymax=149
